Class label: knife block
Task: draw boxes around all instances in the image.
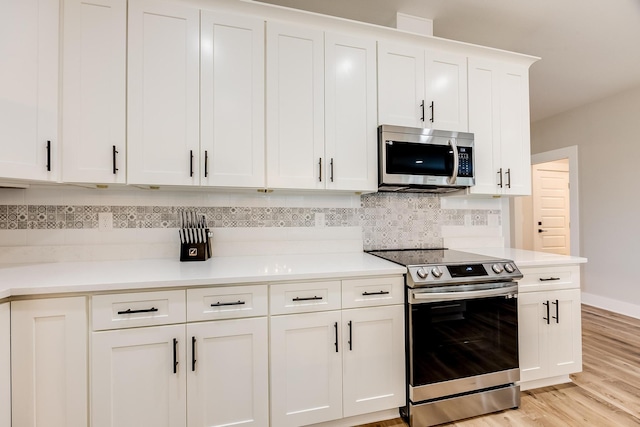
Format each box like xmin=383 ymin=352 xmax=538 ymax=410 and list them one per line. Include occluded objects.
xmin=179 ymin=229 xmax=212 ymax=262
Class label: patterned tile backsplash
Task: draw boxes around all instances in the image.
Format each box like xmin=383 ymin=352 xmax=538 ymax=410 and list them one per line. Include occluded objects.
xmin=0 ymin=192 xmax=500 ymax=250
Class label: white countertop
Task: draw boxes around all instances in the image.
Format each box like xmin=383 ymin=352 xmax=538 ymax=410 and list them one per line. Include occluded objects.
xmin=462 ymin=247 xmax=587 ymax=267
xmin=0 ymin=252 xmax=406 ymax=300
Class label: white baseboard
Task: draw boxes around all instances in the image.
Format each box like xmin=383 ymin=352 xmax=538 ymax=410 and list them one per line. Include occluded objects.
xmin=581 ymin=292 xmax=640 ymax=320
xmin=519 ymin=375 xmax=572 ymax=391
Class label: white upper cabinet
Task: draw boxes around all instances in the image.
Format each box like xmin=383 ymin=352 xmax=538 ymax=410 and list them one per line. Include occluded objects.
xmin=200 ymin=12 xmax=265 ymax=188
xmin=324 ymin=33 xmax=378 ymax=192
xmin=0 ymin=0 xmax=60 ymax=182
xmin=378 ymin=41 xmax=468 ymax=132
xmin=62 ymin=0 xmax=127 ymax=184
xmin=127 ymin=0 xmax=200 ymax=186
xmin=266 ymin=22 xmax=325 ymax=190
xmin=468 ymin=58 xmax=532 ymax=196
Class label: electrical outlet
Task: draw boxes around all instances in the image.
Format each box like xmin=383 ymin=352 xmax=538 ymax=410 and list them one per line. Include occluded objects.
xmin=315 ymin=212 xmax=325 ymax=228
xmin=98 ymin=212 xmax=113 ymax=231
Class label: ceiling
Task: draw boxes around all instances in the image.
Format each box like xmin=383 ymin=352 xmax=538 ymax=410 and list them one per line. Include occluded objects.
xmin=255 ymin=0 xmax=640 ymax=122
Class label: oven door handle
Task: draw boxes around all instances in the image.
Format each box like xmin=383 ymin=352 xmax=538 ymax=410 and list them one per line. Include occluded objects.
xmin=411 ymin=284 xmax=518 ymax=303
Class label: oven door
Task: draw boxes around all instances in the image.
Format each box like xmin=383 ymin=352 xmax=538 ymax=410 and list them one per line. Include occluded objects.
xmin=408 ymin=282 xmax=519 ymax=403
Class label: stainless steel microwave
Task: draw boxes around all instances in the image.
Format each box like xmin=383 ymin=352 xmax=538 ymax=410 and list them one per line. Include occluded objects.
xmin=378 ymin=125 xmax=475 ymax=193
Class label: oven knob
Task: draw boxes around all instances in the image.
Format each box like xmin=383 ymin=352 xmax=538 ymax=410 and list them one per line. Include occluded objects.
xmin=492 ymin=263 xmax=504 ymax=274
xmin=431 ymin=267 xmax=443 ymax=278
xmin=504 ymin=263 xmax=515 ymax=273
xmin=416 ymin=268 xmax=428 ymax=279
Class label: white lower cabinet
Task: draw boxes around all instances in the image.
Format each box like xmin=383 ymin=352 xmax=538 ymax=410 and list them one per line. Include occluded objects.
xmin=11 ymin=297 xmax=88 ymax=427
xmin=518 ymin=265 xmax=583 ymax=389
xmin=0 ymin=303 xmax=10 ymax=427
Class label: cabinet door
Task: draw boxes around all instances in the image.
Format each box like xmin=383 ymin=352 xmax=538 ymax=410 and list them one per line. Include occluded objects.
xmin=266 ymin=22 xmax=325 ymax=190
xmin=270 ymin=311 xmax=343 ymax=426
xmin=187 ymin=318 xmax=268 ymax=427
xmin=518 ymin=291 xmax=549 ymax=383
xmin=127 ymin=0 xmax=200 ymax=186
xmin=11 ymin=297 xmax=87 ymax=427
xmin=92 ymin=325 xmax=187 ymax=427
xmin=342 ymin=305 xmax=405 ymax=418
xmin=0 ymin=0 xmax=59 ymax=181
xmin=467 ymin=57 xmax=501 ymax=195
xmin=325 ymin=32 xmax=377 ymax=192
xmin=377 ymin=41 xmax=425 ymax=127
xmin=62 ymin=0 xmax=126 ymax=184
xmin=0 ymin=303 xmax=9 ymax=427
xmin=547 ymin=289 xmax=583 ymax=377
xmin=200 ymin=12 xmax=265 ymax=188
xmin=500 ymin=65 xmax=531 ymax=196
xmin=425 ymin=51 xmax=468 ymax=132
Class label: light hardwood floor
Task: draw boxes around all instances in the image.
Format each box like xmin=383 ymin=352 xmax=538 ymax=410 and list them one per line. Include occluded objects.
xmin=360 ymin=305 xmax=640 ymax=426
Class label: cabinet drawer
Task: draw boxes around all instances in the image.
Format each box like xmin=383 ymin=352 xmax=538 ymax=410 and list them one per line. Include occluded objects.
xmin=187 ymin=285 xmax=268 ymax=321
xmin=270 ymin=281 xmax=341 ymax=315
xmin=342 ymin=276 xmax=404 ymax=308
xmin=519 ymin=265 xmax=580 ymax=293
xmin=92 ymin=290 xmax=186 ymax=331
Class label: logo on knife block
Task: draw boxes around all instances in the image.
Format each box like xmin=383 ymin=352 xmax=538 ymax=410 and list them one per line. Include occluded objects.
xmin=188 ymin=248 xmax=198 ymax=257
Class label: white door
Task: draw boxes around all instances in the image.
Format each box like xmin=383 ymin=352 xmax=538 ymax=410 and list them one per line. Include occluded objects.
xmin=200 ymin=12 xmax=265 ymax=188
xmin=11 ymin=297 xmax=87 ymax=427
xmin=547 ymin=289 xmax=583 ymax=377
xmin=62 ymin=0 xmax=127 ymax=184
xmin=325 ymin=32 xmax=377 ymax=192
xmin=377 ymin=41 xmax=425 ymax=127
xmin=270 ymin=311 xmax=343 ymax=427
xmin=266 ymin=22 xmax=325 ymax=190
xmin=127 ymin=0 xmax=200 ymax=186
xmin=0 ymin=303 xmax=10 ymax=427
xmin=533 ymin=161 xmax=571 ymax=255
xmin=92 ymin=325 xmax=187 ymax=427
xmin=187 ymin=318 xmax=269 ymax=427
xmin=425 ymin=51 xmax=468 ymax=132
xmin=0 ymin=0 xmax=59 ymax=181
xmin=517 ymin=292 xmax=549 ymax=383
xmin=500 ymin=65 xmax=532 ymax=196
xmin=342 ymin=306 xmax=405 ymax=417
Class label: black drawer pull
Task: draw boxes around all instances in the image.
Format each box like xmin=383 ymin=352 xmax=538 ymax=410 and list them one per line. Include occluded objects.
xmin=539 ymin=277 xmax=560 ymax=282
xmin=292 ymin=296 xmax=323 ymax=302
xmin=117 ymin=307 xmax=159 ymax=315
xmin=362 ymin=291 xmax=390 ymax=296
xmin=211 ymin=300 xmax=246 ymax=307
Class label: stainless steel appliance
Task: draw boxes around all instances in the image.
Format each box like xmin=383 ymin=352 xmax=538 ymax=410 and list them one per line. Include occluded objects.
xmin=367 ymin=249 xmax=522 ymax=427
xmin=378 ymin=125 xmax=474 ymax=193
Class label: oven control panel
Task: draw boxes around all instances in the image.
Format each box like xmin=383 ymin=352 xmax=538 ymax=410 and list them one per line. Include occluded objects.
xmin=408 ymin=261 xmax=521 ymax=287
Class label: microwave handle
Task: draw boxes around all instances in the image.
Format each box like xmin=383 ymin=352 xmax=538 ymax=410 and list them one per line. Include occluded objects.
xmin=447 ymin=138 xmax=458 ymax=185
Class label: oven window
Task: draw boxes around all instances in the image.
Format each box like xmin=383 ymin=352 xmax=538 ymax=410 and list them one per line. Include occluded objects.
xmin=386 ymin=141 xmax=454 ymax=176
xmin=410 ymin=296 xmax=518 ymax=386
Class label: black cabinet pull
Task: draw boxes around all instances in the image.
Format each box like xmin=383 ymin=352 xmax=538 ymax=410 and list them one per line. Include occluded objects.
xmin=173 ymin=338 xmax=178 ymax=374
xmin=552 ymin=299 xmax=559 ymax=323
xmin=543 ymin=301 xmax=550 ymax=324
xmin=204 ymin=150 xmax=209 ymax=178
xmin=189 ymin=150 xmax=194 ymax=177
xmin=210 ymin=300 xmax=246 ymax=307
xmin=334 ymin=322 xmax=339 ymax=353
xmin=191 ymin=336 xmax=197 ymax=372
xmin=46 ymin=140 xmax=51 ymax=172
xmin=497 ymin=168 xmax=503 ymax=188
xmin=292 ymin=296 xmax=323 ymax=302
xmin=318 ymin=157 xmax=322 ymax=182
xmin=539 ymin=277 xmax=560 ymax=282
xmin=117 ymin=307 xmax=159 ymax=315
xmin=348 ymin=320 xmax=353 ymax=351
xmin=330 ymin=158 xmax=334 ymax=182
xmin=362 ymin=291 xmax=390 ymax=296
xmin=420 ymin=100 xmax=425 ymax=122
xmin=112 ymin=145 xmax=119 ymax=175
xmin=506 ymin=168 xmax=511 ymax=188
xmin=429 ymin=101 xmax=434 ymax=123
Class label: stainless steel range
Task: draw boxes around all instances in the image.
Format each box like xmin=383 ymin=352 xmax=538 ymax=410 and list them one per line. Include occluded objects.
xmin=367 ymin=249 xmax=523 ymax=427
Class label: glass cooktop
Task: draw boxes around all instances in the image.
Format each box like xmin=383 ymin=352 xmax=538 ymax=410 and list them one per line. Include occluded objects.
xmin=366 ymin=248 xmax=504 ymax=267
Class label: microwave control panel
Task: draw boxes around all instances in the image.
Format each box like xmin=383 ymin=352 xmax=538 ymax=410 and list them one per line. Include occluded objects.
xmin=458 ymin=147 xmax=473 ymax=177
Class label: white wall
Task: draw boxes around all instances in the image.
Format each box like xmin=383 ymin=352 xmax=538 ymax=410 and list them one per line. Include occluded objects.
xmin=531 ymin=83 xmax=640 ymax=312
